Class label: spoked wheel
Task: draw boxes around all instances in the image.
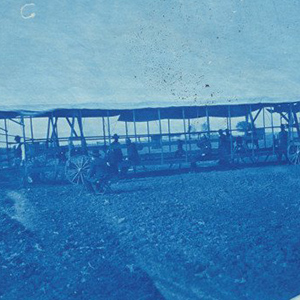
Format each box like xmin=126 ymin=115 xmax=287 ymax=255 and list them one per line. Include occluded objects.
xmin=65 ymin=155 xmax=91 ymax=185
xmin=288 ymin=143 xmax=300 ymax=165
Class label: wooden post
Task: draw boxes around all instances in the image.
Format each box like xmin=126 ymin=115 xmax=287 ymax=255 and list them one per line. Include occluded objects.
xmin=228 ymin=106 xmax=233 ymax=160
xmin=133 ymin=110 xmax=138 ymax=143
xmin=167 ymin=118 xmax=171 ymax=152
xmin=46 ymin=117 xmax=51 ymax=147
xmin=147 ymin=121 xmax=151 ymax=153
xmin=158 ymin=109 xmax=164 ymax=164
xmin=271 ymin=108 xmax=275 ymax=155
xmin=54 ymin=117 xmax=59 ymax=146
xmin=102 ymin=116 xmax=106 ymax=147
xmin=262 ymin=107 xmax=267 ymax=148
xmin=30 ymin=117 xmax=34 ymax=143
xmin=125 ymin=121 xmax=128 ymax=139
xmin=293 ymin=110 xmax=300 ymax=139
xmin=21 ymin=116 xmax=28 ymax=180
xmin=206 ymin=106 xmax=210 ymax=137
xmin=77 ymin=111 xmax=86 ymax=150
xmin=188 ymin=118 xmax=192 ymax=152
xmin=249 ymin=105 xmax=255 ymax=158
xmin=4 ymin=119 xmax=8 ymax=155
xmin=107 ymin=111 xmax=111 ymax=145
xmin=182 ymin=108 xmax=188 ymax=162
xmin=50 ymin=115 xmax=60 ymax=147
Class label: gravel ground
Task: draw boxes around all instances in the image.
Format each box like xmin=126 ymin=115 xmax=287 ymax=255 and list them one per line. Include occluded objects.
xmin=1 ymin=165 xmax=300 ymax=299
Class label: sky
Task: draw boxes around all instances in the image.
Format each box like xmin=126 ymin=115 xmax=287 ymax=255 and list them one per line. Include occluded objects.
xmin=1 ymin=0 xmax=300 ymax=111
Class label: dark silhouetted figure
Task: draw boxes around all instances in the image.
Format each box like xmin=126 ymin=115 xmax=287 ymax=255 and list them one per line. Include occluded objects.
xmin=175 ymin=140 xmax=185 ymax=158
xmin=85 ymin=150 xmax=110 ymax=194
xmin=13 ymin=135 xmax=23 ymax=167
xmin=109 ymin=134 xmax=123 ymax=175
xmin=278 ymin=124 xmax=288 ymax=162
xmin=218 ymin=129 xmax=228 ymax=165
xmin=126 ymin=138 xmax=140 ymax=172
xmin=225 ymin=129 xmax=232 ymax=152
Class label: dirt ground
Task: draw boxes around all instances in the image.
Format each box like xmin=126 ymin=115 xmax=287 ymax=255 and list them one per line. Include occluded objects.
xmin=1 ymin=165 xmax=300 ymax=300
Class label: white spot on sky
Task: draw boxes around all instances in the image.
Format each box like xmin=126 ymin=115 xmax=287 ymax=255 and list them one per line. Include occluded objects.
xmin=21 ymin=3 xmax=36 ymax=20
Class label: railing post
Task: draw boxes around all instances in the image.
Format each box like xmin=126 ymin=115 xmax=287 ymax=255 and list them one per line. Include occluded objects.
xmin=182 ymin=108 xmax=188 ymax=162
xmin=107 ymin=111 xmax=111 ymax=146
xmin=158 ymin=109 xmax=164 ymax=164
xmin=133 ymin=110 xmax=138 ymax=143
xmin=102 ymin=116 xmax=106 ymax=147
xmin=206 ymin=106 xmax=210 ymax=137
xmin=228 ymin=106 xmax=233 ymax=160
xmin=271 ymin=107 xmax=275 ymax=155
xmin=263 ymin=107 xmax=267 ymax=148
xmin=147 ymin=121 xmax=151 ymax=154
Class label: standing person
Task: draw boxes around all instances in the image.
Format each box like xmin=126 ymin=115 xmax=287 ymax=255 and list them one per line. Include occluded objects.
xmin=126 ymin=138 xmax=140 ymax=173
xmin=218 ymin=129 xmax=228 ymax=165
xmin=174 ymin=139 xmax=185 ymax=158
xmin=225 ymin=129 xmax=232 ymax=153
xmin=277 ymin=124 xmax=288 ymax=162
xmin=13 ymin=135 xmax=23 ymax=167
xmin=109 ymin=134 xmax=123 ymax=175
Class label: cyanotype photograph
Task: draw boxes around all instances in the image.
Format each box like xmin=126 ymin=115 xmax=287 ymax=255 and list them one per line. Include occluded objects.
xmin=0 ymin=1 xmax=300 ymax=299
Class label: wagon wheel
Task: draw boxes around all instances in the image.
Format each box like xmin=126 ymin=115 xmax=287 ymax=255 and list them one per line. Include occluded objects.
xmin=287 ymin=142 xmax=300 ymax=165
xmin=65 ymin=155 xmax=91 ymax=185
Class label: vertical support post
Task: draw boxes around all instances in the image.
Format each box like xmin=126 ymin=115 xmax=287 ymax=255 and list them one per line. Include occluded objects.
xmin=46 ymin=117 xmax=51 ymax=147
xmin=125 ymin=121 xmax=128 ymax=139
xmin=133 ymin=110 xmax=138 ymax=143
xmin=70 ymin=116 xmax=76 ymax=138
xmin=249 ymin=105 xmax=255 ymax=158
xmin=50 ymin=115 xmax=60 ymax=147
xmin=158 ymin=109 xmax=164 ymax=164
xmin=263 ymin=107 xmax=267 ymax=148
xmin=77 ymin=111 xmax=86 ymax=150
xmin=271 ymin=108 xmax=275 ymax=155
xmin=206 ymin=106 xmax=210 ymax=137
xmin=107 ymin=111 xmax=111 ymax=146
xmin=188 ymin=118 xmax=192 ymax=152
xmin=102 ymin=116 xmax=106 ymax=147
xmin=167 ymin=118 xmax=171 ymax=152
xmin=30 ymin=117 xmax=34 ymax=143
xmin=293 ymin=110 xmax=300 ymax=139
xmin=54 ymin=117 xmax=59 ymax=146
xmin=147 ymin=121 xmax=151 ymax=154
xmin=288 ymin=104 xmax=294 ymax=141
xmin=182 ymin=108 xmax=188 ymax=162
xmin=4 ymin=119 xmax=8 ymax=155
xmin=228 ymin=106 xmax=233 ymax=160
xmin=21 ymin=116 xmax=27 ymax=178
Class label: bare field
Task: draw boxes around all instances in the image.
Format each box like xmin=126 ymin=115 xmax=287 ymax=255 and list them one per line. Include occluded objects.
xmin=1 ymin=165 xmax=300 ymax=300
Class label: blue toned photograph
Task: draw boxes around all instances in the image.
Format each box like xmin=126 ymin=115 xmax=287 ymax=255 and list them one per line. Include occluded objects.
xmin=0 ymin=1 xmax=300 ymax=299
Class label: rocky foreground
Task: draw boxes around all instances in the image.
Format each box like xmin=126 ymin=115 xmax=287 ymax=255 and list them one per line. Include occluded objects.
xmin=1 ymin=165 xmax=300 ymax=300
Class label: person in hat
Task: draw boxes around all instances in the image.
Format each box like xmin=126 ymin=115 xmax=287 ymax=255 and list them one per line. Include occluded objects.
xmin=109 ymin=133 xmax=123 ymax=175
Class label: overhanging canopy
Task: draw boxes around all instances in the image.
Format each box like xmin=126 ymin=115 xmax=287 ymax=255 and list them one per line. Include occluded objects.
xmin=1 ymin=101 xmax=299 ymax=122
